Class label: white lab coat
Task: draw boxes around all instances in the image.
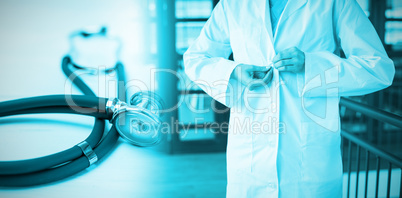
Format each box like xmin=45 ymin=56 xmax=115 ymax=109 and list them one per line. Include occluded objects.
xmin=184 ymin=0 xmax=395 ymax=197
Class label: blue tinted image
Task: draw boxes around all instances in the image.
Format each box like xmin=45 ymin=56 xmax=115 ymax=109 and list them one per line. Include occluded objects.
xmin=0 ymin=0 xmax=401 ymax=198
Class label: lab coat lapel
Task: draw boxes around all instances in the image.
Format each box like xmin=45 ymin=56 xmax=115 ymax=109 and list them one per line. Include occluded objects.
xmin=263 ymin=0 xmax=274 ymax=45
xmin=279 ymin=0 xmax=307 ymax=26
xmin=250 ymin=0 xmax=275 ymax=65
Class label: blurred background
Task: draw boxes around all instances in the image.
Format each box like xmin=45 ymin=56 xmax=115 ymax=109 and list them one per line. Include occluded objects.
xmin=0 ymin=0 xmax=401 ymax=197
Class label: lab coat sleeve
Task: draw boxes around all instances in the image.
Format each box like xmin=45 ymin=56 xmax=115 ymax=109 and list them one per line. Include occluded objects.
xmin=183 ymin=1 xmax=238 ymax=108
xmin=298 ymin=0 xmax=395 ymax=98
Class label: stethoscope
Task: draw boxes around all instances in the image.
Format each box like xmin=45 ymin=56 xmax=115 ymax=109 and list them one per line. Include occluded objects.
xmin=0 ymin=27 xmax=164 ymax=187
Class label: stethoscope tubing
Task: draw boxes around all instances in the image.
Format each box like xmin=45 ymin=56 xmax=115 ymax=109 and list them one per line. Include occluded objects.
xmin=0 ymin=56 xmax=124 ymax=187
xmin=0 ymin=95 xmax=110 ymax=176
xmin=0 ymin=126 xmax=119 ymax=187
xmin=0 ymin=95 xmax=110 ymax=118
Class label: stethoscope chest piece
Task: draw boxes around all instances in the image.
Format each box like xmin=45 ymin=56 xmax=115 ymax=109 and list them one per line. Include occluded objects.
xmin=109 ymin=92 xmax=164 ymax=147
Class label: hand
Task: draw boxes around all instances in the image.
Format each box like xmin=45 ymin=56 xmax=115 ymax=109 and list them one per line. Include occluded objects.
xmin=273 ymin=47 xmax=305 ymax=73
xmin=231 ymin=64 xmax=273 ymax=90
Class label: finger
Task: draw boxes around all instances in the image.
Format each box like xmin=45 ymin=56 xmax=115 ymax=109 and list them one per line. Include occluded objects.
xmin=253 ymin=71 xmax=267 ymax=79
xmin=240 ymin=75 xmax=254 ymax=87
xmin=274 ymin=59 xmax=294 ymax=67
xmin=262 ymin=69 xmax=273 ymax=85
xmin=272 ymin=47 xmax=302 ymax=63
xmin=250 ymin=69 xmax=273 ymax=90
xmin=249 ymin=80 xmax=265 ymax=90
xmin=291 ymin=63 xmax=304 ymax=73
xmin=249 ymin=85 xmax=257 ymax=91
xmin=250 ymin=65 xmax=270 ymax=72
xmin=272 ymin=49 xmax=293 ymax=63
xmin=274 ymin=59 xmax=294 ymax=70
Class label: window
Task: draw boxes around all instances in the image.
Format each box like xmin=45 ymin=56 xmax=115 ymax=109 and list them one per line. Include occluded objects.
xmin=385 ymin=0 xmax=402 ymax=50
xmin=175 ymin=0 xmax=213 ymax=19
xmin=176 ymin=22 xmax=205 ymax=54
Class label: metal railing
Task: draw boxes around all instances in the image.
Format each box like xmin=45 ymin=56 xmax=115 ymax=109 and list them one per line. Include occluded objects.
xmin=340 ymin=97 xmax=402 ymax=198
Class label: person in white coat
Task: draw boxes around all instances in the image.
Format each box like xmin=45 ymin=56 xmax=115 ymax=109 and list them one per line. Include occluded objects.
xmin=183 ymin=0 xmax=395 ymax=197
